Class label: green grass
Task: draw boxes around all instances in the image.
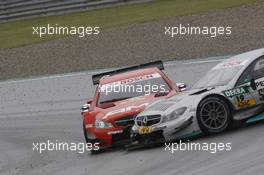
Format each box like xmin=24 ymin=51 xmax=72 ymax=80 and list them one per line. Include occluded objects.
xmin=0 ymin=0 xmax=263 ymax=49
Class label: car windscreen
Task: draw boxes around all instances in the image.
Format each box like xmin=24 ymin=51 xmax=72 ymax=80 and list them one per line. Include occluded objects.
xmin=98 ymin=73 xmax=171 ymax=105
xmin=193 ymin=60 xmax=248 ymax=89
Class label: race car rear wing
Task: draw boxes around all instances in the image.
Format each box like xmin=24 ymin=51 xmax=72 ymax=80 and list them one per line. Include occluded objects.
xmin=92 ymin=60 xmax=164 ymax=85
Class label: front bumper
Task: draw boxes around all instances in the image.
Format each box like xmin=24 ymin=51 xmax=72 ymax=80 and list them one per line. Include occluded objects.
xmin=86 ymin=126 xmax=132 ymax=148
xmin=132 ymin=115 xmax=196 ymax=142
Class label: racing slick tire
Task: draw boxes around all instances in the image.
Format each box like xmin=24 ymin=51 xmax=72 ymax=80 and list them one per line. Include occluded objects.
xmin=197 ymin=97 xmax=232 ymax=134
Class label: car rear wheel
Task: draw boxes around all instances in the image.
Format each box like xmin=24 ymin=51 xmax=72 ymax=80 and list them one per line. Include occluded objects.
xmin=197 ymin=97 xmax=232 ymax=134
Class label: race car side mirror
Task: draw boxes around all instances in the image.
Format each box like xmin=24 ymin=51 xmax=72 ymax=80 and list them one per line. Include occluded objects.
xmin=250 ymin=78 xmax=257 ymax=90
xmin=176 ymin=82 xmax=187 ymax=91
xmin=81 ymin=101 xmax=92 ymax=114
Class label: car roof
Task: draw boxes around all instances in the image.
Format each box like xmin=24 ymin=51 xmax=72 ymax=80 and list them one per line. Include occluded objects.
xmin=222 ymin=48 xmax=264 ymax=87
xmin=211 ymin=48 xmax=264 ymax=72
xmin=99 ymin=67 xmax=162 ymax=85
xmin=224 ymin=48 xmax=264 ymax=65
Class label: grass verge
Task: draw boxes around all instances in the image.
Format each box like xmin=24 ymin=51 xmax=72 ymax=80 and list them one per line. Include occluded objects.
xmin=0 ymin=0 xmax=263 ymax=49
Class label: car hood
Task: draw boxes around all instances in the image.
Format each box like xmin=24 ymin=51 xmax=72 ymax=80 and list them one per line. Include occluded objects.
xmin=140 ymin=86 xmax=229 ymax=116
xmin=95 ymin=93 xmax=174 ymax=122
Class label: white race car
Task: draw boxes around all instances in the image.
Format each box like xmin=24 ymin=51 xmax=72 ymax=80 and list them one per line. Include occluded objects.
xmin=131 ymin=48 xmax=264 ymax=144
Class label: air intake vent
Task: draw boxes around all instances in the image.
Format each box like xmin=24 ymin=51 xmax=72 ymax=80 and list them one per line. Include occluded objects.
xmin=115 ymin=115 xmax=135 ymax=127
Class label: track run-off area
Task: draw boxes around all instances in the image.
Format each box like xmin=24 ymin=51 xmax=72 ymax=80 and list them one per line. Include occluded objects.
xmin=1 ymin=55 xmax=264 ymax=175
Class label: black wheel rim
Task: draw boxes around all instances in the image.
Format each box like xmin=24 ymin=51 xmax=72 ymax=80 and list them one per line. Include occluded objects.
xmin=200 ymin=100 xmax=228 ymax=130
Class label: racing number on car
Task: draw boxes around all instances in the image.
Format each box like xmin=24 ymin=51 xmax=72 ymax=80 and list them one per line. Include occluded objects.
xmin=259 ymin=89 xmax=264 ymax=101
xmin=235 ymin=95 xmax=244 ymax=104
xmin=235 ymin=95 xmax=246 ymax=107
xmin=235 ymin=95 xmax=256 ymax=108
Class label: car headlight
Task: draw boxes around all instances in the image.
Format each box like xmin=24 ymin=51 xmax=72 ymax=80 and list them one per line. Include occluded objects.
xmin=163 ymin=107 xmax=187 ymax=122
xmin=95 ymin=119 xmax=113 ymax=129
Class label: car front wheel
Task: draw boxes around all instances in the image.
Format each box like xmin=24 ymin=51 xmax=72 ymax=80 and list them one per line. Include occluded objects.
xmin=197 ymin=97 xmax=232 ymax=134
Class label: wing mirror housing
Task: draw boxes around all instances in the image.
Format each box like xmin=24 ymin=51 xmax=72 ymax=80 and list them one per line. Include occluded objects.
xmin=176 ymin=83 xmax=187 ymax=91
xmin=81 ymin=100 xmax=92 ymax=114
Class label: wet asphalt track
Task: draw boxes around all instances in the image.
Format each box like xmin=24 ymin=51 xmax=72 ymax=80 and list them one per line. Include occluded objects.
xmin=1 ymin=56 xmax=264 ymax=175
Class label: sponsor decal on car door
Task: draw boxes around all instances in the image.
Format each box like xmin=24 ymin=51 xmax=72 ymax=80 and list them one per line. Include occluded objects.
xmin=253 ymin=58 xmax=264 ymax=104
xmin=223 ymin=86 xmax=256 ymax=109
xmin=255 ymin=78 xmax=264 ymax=103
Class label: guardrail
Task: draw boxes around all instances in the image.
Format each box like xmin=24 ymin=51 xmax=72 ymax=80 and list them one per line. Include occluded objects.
xmin=0 ymin=0 xmax=148 ymax=23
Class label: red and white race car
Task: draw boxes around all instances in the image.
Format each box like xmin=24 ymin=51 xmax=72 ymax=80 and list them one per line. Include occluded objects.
xmin=81 ymin=61 xmax=185 ymax=151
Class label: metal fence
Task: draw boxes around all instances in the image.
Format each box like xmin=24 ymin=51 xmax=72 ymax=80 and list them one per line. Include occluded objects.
xmin=0 ymin=0 xmax=144 ymax=23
